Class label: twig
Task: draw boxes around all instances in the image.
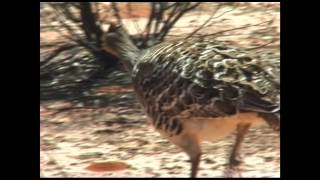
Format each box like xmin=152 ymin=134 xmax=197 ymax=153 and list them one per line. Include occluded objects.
xmin=40 ymin=53 xmax=79 ymax=75
xmin=209 ymin=4 xmax=238 ymax=21
xmin=52 ymin=4 xmax=83 ymax=35
xmin=40 ymin=41 xmax=67 ymax=48
xmin=159 ymin=3 xmax=179 ymax=35
xmin=162 ymin=2 xmax=176 ymax=10
xmin=111 ymin=2 xmax=122 ymax=25
xmin=93 ymin=3 xmax=99 ymax=23
xmin=143 ymin=2 xmax=156 ymax=45
xmin=183 ymin=2 xmax=201 ymax=11
xmin=157 ymin=3 xmax=200 ymax=43
xmin=50 ymin=5 xmax=83 ymax=40
xmin=79 ymin=2 xmax=104 ymax=46
xmin=198 ymin=19 xmax=274 ymax=38
xmin=153 ymin=3 xmax=165 ymax=37
xmin=50 ymin=7 xmax=102 ymax=54
xmin=245 ymin=39 xmax=279 ymax=50
xmin=186 ymin=4 xmax=239 ymax=39
xmin=41 ymin=44 xmax=77 ymax=65
xmin=62 ymin=3 xmax=81 ymax=23
xmin=185 ymin=4 xmax=222 ymax=39
xmin=127 ymin=3 xmax=142 ymax=36
xmin=49 ymin=106 xmax=99 ymax=116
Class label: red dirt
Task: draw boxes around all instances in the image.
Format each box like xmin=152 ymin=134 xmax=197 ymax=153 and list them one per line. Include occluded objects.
xmin=99 ymin=3 xmax=151 ymax=19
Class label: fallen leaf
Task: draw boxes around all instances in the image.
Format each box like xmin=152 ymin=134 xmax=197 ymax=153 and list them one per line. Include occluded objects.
xmin=85 ymin=161 xmax=129 ymax=172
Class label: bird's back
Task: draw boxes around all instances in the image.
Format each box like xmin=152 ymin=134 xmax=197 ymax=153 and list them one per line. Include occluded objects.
xmin=131 ymin=36 xmax=280 ymax=138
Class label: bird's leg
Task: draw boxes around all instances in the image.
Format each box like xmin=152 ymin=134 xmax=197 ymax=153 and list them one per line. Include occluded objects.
xmin=190 ymin=151 xmax=201 ymax=178
xmin=224 ymin=123 xmax=251 ymax=178
xmin=173 ymin=134 xmax=202 ymax=178
xmin=230 ymin=123 xmax=250 ymax=166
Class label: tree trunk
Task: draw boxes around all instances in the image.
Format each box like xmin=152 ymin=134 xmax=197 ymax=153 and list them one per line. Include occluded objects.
xmin=79 ymin=2 xmax=119 ymax=71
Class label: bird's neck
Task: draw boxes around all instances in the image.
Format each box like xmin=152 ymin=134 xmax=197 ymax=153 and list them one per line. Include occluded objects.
xmin=106 ymin=29 xmax=140 ymax=72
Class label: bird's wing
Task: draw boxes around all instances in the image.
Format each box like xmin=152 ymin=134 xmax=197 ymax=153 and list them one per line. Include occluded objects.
xmin=136 ymin=37 xmax=280 ymax=115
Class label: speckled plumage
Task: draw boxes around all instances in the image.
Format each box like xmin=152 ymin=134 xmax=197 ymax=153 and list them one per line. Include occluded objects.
xmin=132 ymin=36 xmax=279 ymax=135
xmin=103 ymin=24 xmax=280 ymax=178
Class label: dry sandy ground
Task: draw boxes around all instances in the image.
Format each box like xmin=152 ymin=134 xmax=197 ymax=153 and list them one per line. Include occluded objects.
xmin=40 ymin=90 xmax=279 ymax=178
xmin=40 ymin=2 xmax=280 ymax=178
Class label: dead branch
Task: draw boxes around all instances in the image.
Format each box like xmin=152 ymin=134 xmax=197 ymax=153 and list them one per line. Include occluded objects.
xmin=152 ymin=3 xmax=165 ymax=39
xmin=80 ymin=2 xmax=103 ymax=46
xmin=186 ymin=4 xmax=240 ymax=39
xmin=156 ymin=3 xmax=201 ymax=43
xmin=111 ymin=2 xmax=122 ymax=25
xmin=143 ymin=2 xmax=156 ymax=44
xmin=126 ymin=3 xmax=143 ymax=36
xmin=245 ymin=39 xmax=279 ymax=50
xmin=208 ymin=4 xmax=238 ymax=22
xmin=49 ymin=5 xmax=83 ymax=40
xmin=61 ymin=3 xmax=81 ymax=24
xmin=185 ymin=4 xmax=222 ymax=39
xmin=198 ymin=19 xmax=274 ymax=38
xmin=50 ymin=6 xmax=103 ymax=55
xmin=41 ymin=44 xmax=77 ymax=65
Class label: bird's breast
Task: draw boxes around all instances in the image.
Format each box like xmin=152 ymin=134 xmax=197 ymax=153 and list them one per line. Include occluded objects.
xmin=183 ymin=112 xmax=266 ymax=142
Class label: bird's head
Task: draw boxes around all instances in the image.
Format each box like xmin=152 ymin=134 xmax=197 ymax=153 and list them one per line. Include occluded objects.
xmin=102 ymin=23 xmax=126 ymax=57
xmin=102 ymin=23 xmax=135 ymax=57
xmin=102 ymin=23 xmax=139 ymax=72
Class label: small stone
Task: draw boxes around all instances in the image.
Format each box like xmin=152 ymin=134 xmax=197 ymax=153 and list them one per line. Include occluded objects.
xmin=264 ymin=157 xmax=274 ymax=162
xmin=204 ymin=158 xmax=216 ymax=164
xmin=47 ymin=159 xmax=57 ymax=165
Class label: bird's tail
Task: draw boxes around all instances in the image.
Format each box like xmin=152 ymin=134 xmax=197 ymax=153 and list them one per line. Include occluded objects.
xmin=258 ymin=112 xmax=280 ymax=133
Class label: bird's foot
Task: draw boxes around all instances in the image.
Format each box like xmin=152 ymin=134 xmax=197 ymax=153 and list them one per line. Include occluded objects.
xmin=224 ymin=155 xmax=243 ymax=177
xmin=230 ymin=155 xmax=243 ymax=167
xmin=224 ymin=166 xmax=242 ymax=178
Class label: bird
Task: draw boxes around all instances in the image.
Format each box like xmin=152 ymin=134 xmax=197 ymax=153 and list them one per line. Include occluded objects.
xmin=102 ymin=23 xmax=280 ymax=178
